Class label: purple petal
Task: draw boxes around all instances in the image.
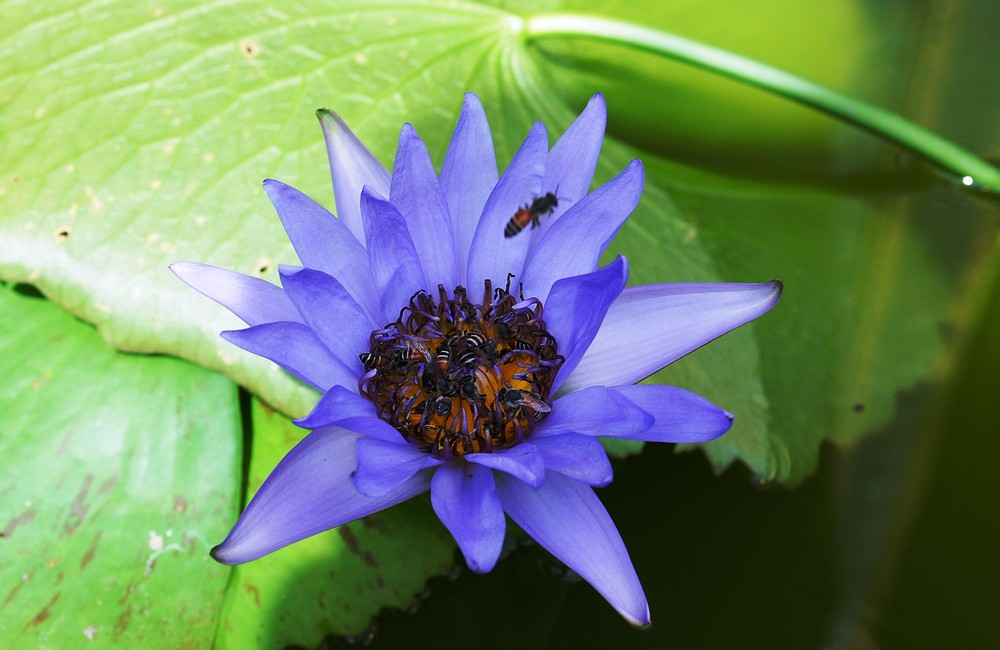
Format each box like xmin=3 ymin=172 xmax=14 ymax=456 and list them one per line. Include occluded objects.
xmin=522 ymin=160 xmax=643 ymax=303
xmin=466 ymin=122 xmax=547 ymax=290
xmin=466 ymin=442 xmax=545 ymax=489
xmin=390 ymin=124 xmax=458 ymax=288
xmin=211 ymin=427 xmax=429 ymax=565
xmin=431 ymin=462 xmax=506 ymax=573
xmin=169 ymin=261 xmax=302 ymax=325
xmin=531 ymin=433 xmax=613 ymax=486
xmin=353 ymin=437 xmax=443 ymax=497
xmin=294 ymin=386 xmax=400 ymax=443
xmin=360 ymin=187 xmax=428 ymax=322
xmin=563 ymin=281 xmax=783 ymax=393
xmin=440 ymin=93 xmax=498 ymax=283
xmin=262 ymin=179 xmax=380 ymax=321
xmin=603 ymin=385 xmax=733 ymax=443
xmin=495 ymin=471 xmax=649 ymax=626
xmin=531 ymin=92 xmax=607 ymax=243
xmin=545 ymin=256 xmax=629 ymax=394
xmin=317 ymin=109 xmax=391 ymax=244
xmin=295 ymin=385 xmax=373 ymax=427
xmin=222 ymin=322 xmax=356 ymax=392
xmin=537 ymin=385 xmax=653 ymax=437
xmin=279 ymin=267 xmax=373 ymax=373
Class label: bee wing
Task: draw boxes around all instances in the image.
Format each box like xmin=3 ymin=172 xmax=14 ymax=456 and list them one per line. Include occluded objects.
xmin=519 ymin=393 xmax=552 ymax=413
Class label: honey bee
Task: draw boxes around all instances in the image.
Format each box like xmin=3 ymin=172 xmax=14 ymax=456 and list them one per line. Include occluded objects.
xmin=400 ymin=339 xmax=433 ymax=364
xmin=359 ymin=352 xmax=383 ymax=368
xmin=464 ymin=332 xmax=487 ymax=349
xmin=457 ymin=348 xmax=480 ymax=368
xmin=496 ymin=387 xmax=551 ymax=414
xmin=431 ymin=396 xmax=453 ymax=416
xmin=458 ymin=374 xmax=484 ymax=400
xmin=434 ymin=343 xmax=451 ymax=373
xmin=504 ymin=191 xmax=559 ymax=238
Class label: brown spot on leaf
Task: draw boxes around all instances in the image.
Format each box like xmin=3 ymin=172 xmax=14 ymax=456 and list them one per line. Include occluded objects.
xmin=98 ymin=474 xmax=118 ymax=495
xmin=245 ymin=582 xmax=260 ymax=607
xmin=55 ymin=226 xmax=71 ymax=241
xmin=115 ymin=603 xmax=132 ymax=636
xmin=3 ymin=576 xmax=27 ymax=608
xmin=23 ymin=592 xmax=60 ymax=630
xmin=338 ymin=527 xmax=378 ymax=567
xmin=56 ymin=430 xmax=73 ymax=454
xmin=173 ymin=496 xmax=187 ymax=514
xmin=81 ymin=531 xmax=102 ymax=570
xmin=1 ymin=509 xmax=36 ymax=539
xmin=63 ymin=474 xmax=93 ymax=536
xmin=240 ymin=40 xmax=261 ymax=58
xmin=119 ymin=582 xmax=136 ymax=605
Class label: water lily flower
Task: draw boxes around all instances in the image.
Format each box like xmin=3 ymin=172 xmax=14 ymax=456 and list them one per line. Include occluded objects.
xmin=171 ymin=92 xmax=781 ymax=626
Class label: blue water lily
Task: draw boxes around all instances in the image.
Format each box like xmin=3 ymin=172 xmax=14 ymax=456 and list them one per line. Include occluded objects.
xmin=171 ymin=93 xmax=781 ymax=626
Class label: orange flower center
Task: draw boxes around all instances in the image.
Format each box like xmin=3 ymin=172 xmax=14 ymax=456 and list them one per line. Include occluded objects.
xmin=359 ymin=280 xmax=563 ymax=459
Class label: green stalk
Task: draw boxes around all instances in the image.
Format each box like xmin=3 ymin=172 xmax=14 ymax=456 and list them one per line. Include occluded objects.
xmin=524 ymin=13 xmax=1000 ymax=192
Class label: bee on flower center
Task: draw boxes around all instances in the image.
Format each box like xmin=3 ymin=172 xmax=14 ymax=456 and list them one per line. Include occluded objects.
xmin=359 ymin=281 xmax=564 ymax=459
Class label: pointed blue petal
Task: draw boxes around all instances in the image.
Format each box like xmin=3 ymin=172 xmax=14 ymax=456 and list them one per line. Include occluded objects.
xmin=544 ymin=256 xmax=629 ymax=394
xmin=390 ymin=124 xmax=458 ymax=288
xmin=466 ymin=122 xmax=547 ymax=289
xmin=295 ymin=385 xmax=372 ymax=428
xmin=279 ymin=267 xmax=373 ymax=374
xmin=532 ymin=433 xmax=613 ymax=487
xmin=466 ymin=442 xmax=545 ymax=489
xmin=496 ymin=471 xmax=649 ymax=626
xmin=602 ymin=385 xmax=733 ymax=443
xmin=211 ymin=427 xmax=429 ymax=565
xmin=360 ymin=187 xmax=427 ymax=322
xmin=563 ymin=281 xmax=783 ymax=393
xmin=353 ymin=438 xmax=443 ymax=497
xmin=221 ymin=322 xmax=356 ymax=392
xmin=531 ymin=92 xmax=607 ymax=244
xmin=440 ymin=93 xmax=498 ymax=284
xmin=317 ymin=109 xmax=390 ymax=243
xmin=169 ymin=261 xmax=301 ymax=325
xmin=263 ymin=179 xmax=380 ymax=321
xmin=294 ymin=386 xmax=400 ymax=443
xmin=431 ymin=462 xmax=505 ymax=573
xmin=522 ymin=160 xmax=643 ymax=303
xmin=536 ymin=385 xmax=653 ymax=437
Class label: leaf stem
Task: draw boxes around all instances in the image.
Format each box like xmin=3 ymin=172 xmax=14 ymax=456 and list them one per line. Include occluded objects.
xmin=524 ymin=13 xmax=1000 ymax=192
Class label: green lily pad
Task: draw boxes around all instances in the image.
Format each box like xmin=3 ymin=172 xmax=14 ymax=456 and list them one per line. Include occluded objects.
xmin=0 ymin=286 xmax=239 ymax=647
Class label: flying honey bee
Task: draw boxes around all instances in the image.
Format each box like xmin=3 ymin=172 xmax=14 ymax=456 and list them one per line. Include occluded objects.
xmin=504 ymin=191 xmax=559 ymax=238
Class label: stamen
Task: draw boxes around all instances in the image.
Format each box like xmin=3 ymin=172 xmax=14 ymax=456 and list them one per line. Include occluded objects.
xmin=359 ymin=282 xmax=564 ymax=458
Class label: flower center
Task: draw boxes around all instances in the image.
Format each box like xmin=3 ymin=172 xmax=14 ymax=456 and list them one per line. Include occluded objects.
xmin=358 ymin=280 xmax=563 ymax=459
